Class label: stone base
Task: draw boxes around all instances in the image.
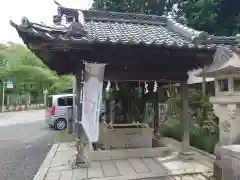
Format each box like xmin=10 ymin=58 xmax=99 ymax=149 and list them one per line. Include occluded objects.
xmin=179 ymin=151 xmax=195 ymax=160
xmin=87 ymin=146 xmax=171 ymax=161
xmin=75 ymin=156 xmax=88 ymax=168
xmin=213 ymin=160 xmax=221 ymax=179
xmin=103 ymin=123 xmax=153 ymax=150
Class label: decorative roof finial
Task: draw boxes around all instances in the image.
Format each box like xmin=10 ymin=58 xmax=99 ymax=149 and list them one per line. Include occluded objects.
xmin=53 ymin=0 xmax=87 ymax=37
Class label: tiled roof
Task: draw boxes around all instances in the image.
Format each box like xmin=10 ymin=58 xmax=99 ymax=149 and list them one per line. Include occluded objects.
xmin=199 ymin=47 xmax=240 ymax=77
xmin=10 ymin=8 xmax=240 ymax=50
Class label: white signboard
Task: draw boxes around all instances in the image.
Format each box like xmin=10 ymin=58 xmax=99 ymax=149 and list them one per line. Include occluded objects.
xmin=6 ymin=81 xmax=13 ymax=89
xmin=81 ymin=62 xmax=106 ymax=142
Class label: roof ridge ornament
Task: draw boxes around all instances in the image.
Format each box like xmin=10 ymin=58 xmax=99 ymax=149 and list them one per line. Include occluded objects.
xmin=53 ymin=0 xmax=87 ymax=38
xmin=82 ymin=10 xmax=167 ymax=25
xmin=166 ymin=13 xmax=209 ymax=44
xmin=21 ymin=17 xmax=31 ymax=28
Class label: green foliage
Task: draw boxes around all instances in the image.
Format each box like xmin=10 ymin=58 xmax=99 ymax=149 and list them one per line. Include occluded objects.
xmin=92 ymin=0 xmax=166 ymax=15
xmin=190 ymin=125 xmax=217 ymax=154
xmin=94 ymin=0 xmax=240 ymax=35
xmin=160 ymin=120 xmax=182 ymax=141
xmin=0 ymin=42 xmax=72 ymax=104
xmin=49 ymin=75 xmax=73 ymax=93
xmin=160 ymin=121 xmax=218 ymax=154
xmin=165 ymin=88 xmax=211 ymax=120
xmin=177 ymin=0 xmax=240 ymax=36
xmin=163 ymin=88 xmax=218 ymax=153
xmin=202 ymin=116 xmax=219 ymax=135
xmin=166 ymin=88 xmax=211 ymax=110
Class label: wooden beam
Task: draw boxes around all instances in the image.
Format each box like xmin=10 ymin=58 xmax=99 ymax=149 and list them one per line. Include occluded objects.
xmin=26 ymin=39 xmax=214 ymax=80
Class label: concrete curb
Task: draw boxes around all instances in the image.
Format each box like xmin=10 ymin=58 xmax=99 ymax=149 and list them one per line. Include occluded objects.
xmin=3 ymin=108 xmax=45 ymax=113
xmin=162 ymin=138 xmax=215 ymax=158
xmin=33 ymin=143 xmax=60 ymax=180
xmin=190 ymin=144 xmax=215 ymax=160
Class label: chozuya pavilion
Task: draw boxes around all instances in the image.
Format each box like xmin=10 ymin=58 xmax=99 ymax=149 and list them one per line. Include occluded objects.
xmin=10 ymin=1 xmax=240 ymax=179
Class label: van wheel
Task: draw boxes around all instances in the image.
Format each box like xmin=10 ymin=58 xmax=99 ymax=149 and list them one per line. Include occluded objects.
xmin=55 ymin=118 xmax=67 ymax=130
xmin=99 ymin=113 xmax=105 ymax=122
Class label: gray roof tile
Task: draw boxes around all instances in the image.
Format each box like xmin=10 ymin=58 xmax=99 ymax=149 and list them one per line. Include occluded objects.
xmin=10 ymin=8 xmax=240 ymax=50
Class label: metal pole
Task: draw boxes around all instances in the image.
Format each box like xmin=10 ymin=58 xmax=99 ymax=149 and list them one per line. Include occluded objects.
xmin=1 ymin=81 xmax=5 ymax=113
xmin=76 ymin=67 xmax=87 ymax=166
xmin=72 ymin=75 xmax=76 ymax=124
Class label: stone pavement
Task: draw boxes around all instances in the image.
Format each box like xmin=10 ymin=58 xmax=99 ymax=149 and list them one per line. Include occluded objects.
xmin=34 ymin=142 xmax=214 ymax=180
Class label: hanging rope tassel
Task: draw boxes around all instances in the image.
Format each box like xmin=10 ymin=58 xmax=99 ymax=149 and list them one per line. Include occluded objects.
xmin=144 ymin=81 xmax=149 ymax=94
xmin=106 ymin=81 xmax=111 ymax=92
xmin=166 ymin=88 xmax=170 ymax=97
xmin=153 ymin=81 xmax=158 ymax=92
xmin=175 ymin=87 xmax=178 ymax=94
xmin=115 ymin=81 xmax=119 ymax=91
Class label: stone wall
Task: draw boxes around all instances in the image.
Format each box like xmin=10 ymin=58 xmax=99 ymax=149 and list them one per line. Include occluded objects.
xmin=3 ymin=104 xmax=45 ymax=112
xmin=216 ymin=145 xmax=240 ymax=180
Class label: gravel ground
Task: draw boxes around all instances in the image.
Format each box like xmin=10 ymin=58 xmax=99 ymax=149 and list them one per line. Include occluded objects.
xmin=0 ymin=110 xmax=74 ymax=180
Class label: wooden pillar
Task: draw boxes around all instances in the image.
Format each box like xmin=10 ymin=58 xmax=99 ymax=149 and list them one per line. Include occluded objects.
xmin=105 ymin=99 xmax=111 ymax=124
xmin=201 ymin=66 xmax=207 ymax=96
xmin=153 ymin=91 xmax=159 ymax=134
xmin=202 ymin=76 xmax=206 ymax=96
xmin=72 ymin=75 xmax=76 ymax=127
xmin=68 ymin=76 xmax=76 ymax=134
xmin=180 ymin=80 xmax=192 ymax=157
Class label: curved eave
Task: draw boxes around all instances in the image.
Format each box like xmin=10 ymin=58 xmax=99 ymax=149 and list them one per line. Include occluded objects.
xmin=10 ymin=20 xmax=220 ymax=51
xmin=202 ymin=66 xmax=240 ymax=78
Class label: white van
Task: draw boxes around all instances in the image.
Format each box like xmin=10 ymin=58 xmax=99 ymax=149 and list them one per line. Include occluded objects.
xmin=45 ymin=94 xmax=105 ymax=130
xmin=45 ymin=94 xmax=74 ymax=130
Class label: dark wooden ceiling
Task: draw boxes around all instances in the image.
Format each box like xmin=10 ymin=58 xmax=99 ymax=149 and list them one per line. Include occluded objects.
xmin=27 ymin=40 xmax=215 ymax=81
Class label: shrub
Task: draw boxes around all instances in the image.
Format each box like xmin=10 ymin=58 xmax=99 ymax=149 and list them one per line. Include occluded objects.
xmin=160 ymin=121 xmax=218 ymax=154
xmin=190 ymin=126 xmax=218 ymax=154
xmin=160 ymin=121 xmax=182 ymax=141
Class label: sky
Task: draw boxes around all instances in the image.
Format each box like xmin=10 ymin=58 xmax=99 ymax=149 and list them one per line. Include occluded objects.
xmin=0 ymin=0 xmax=93 ymax=44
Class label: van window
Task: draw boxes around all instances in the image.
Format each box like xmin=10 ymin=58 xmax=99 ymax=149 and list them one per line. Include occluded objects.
xmin=66 ymin=96 xmax=73 ymax=106
xmin=47 ymin=96 xmax=53 ymax=108
xmin=57 ymin=96 xmax=74 ymax=106
xmin=58 ymin=97 xmax=66 ymax=106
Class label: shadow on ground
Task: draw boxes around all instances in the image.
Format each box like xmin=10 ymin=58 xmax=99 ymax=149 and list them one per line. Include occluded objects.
xmin=52 ymin=128 xmax=76 ymax=143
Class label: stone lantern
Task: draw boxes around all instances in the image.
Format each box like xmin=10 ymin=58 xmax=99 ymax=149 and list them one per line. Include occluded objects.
xmin=199 ymin=47 xmax=240 ymax=179
xmin=200 ymin=47 xmax=240 ymax=145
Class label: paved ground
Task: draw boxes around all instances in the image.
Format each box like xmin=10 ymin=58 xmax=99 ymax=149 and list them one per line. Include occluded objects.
xmin=0 ymin=110 xmax=214 ymax=180
xmin=42 ymin=142 xmax=213 ymax=180
xmin=0 ymin=110 xmax=74 ymax=180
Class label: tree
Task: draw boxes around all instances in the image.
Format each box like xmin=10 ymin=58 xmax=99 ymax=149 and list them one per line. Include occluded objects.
xmin=2 ymin=43 xmax=58 ymax=93
xmin=92 ymin=0 xmax=166 ymax=16
xmin=215 ymin=0 xmax=240 ymax=35
xmin=177 ymin=0 xmax=240 ymax=36
xmin=93 ymin=0 xmax=240 ymax=36
xmin=49 ymin=75 xmax=72 ymax=93
xmin=0 ymin=42 xmax=73 ymax=106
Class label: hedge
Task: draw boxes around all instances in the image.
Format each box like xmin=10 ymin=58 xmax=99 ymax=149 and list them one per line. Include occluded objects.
xmin=160 ymin=121 xmax=218 ymax=154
